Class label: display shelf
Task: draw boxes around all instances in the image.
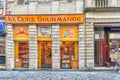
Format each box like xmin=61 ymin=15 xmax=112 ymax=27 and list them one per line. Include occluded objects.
xmin=22 ymin=58 xmax=29 ymax=68
xmin=61 ymin=55 xmax=71 ymax=69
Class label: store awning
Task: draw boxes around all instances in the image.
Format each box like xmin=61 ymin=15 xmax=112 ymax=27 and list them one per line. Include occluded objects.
xmin=94 ymin=23 xmax=120 ymax=27
xmin=0 ymin=22 xmax=5 ymax=36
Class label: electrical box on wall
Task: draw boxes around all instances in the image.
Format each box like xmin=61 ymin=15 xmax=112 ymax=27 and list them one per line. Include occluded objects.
xmin=0 ymin=22 xmax=5 ymax=36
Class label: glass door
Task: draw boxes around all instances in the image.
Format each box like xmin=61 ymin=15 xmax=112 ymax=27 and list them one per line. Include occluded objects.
xmin=15 ymin=42 xmax=29 ymax=68
xmin=38 ymin=41 xmax=52 ymax=68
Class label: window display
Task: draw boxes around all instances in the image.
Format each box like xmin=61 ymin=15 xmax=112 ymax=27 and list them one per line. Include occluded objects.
xmin=38 ymin=41 xmax=52 ymax=68
xmin=15 ymin=42 xmax=29 ymax=68
xmin=109 ymin=40 xmax=120 ymax=62
xmin=60 ymin=42 xmax=78 ymax=69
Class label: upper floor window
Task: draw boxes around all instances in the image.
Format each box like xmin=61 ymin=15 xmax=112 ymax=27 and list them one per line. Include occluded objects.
xmin=60 ymin=0 xmax=73 ymax=3
xmin=38 ymin=0 xmax=52 ymax=3
xmin=18 ymin=0 xmax=29 ymax=5
xmin=0 ymin=0 xmax=4 ymax=8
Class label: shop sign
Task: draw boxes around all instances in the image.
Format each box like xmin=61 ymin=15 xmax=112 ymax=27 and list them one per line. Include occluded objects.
xmin=60 ymin=26 xmax=78 ymax=38
xmin=6 ymin=14 xmax=84 ymax=24
xmin=0 ymin=22 xmax=4 ymax=36
xmin=14 ymin=26 xmax=29 ymax=40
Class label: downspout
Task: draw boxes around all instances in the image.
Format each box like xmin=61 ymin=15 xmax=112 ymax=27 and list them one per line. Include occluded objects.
xmin=83 ymin=0 xmax=87 ymax=67
xmin=3 ymin=0 xmax=6 ymax=15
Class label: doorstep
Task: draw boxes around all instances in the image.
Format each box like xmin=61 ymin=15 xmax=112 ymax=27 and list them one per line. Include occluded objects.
xmin=13 ymin=68 xmax=33 ymax=71
xmin=0 ymin=68 xmax=6 ymax=71
xmin=93 ymin=67 xmax=114 ymax=71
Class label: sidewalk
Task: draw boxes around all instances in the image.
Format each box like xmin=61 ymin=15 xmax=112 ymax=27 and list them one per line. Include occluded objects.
xmin=0 ymin=70 xmax=120 ymax=80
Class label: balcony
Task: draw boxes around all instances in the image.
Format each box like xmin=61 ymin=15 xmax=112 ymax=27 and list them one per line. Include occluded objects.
xmin=85 ymin=0 xmax=120 ymax=11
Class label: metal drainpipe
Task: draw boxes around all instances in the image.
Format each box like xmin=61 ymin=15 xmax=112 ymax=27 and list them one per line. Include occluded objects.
xmin=83 ymin=0 xmax=87 ymax=67
xmin=4 ymin=0 xmax=7 ymax=15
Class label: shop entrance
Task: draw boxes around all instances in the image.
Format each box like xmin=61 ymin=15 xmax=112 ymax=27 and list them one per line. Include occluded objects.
xmin=15 ymin=42 xmax=29 ymax=68
xmin=0 ymin=42 xmax=5 ymax=68
xmin=94 ymin=27 xmax=109 ymax=66
xmin=94 ymin=27 xmax=120 ymax=67
xmin=60 ymin=42 xmax=78 ymax=69
xmin=38 ymin=41 xmax=52 ymax=68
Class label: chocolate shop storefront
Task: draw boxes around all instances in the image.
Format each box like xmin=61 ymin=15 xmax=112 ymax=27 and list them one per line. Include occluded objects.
xmin=5 ymin=14 xmax=84 ymax=70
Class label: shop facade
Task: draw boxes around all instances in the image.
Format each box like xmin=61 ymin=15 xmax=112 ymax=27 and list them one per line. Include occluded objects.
xmin=5 ymin=14 xmax=85 ymax=70
xmin=85 ymin=12 xmax=120 ymax=69
xmin=94 ymin=23 xmax=120 ymax=67
xmin=0 ymin=22 xmax=5 ymax=69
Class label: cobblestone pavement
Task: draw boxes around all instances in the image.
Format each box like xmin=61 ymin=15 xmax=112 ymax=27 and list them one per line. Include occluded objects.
xmin=0 ymin=70 xmax=120 ymax=80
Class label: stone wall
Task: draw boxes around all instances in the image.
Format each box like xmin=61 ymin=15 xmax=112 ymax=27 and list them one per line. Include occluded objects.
xmin=78 ymin=24 xmax=86 ymax=69
xmin=52 ymin=25 xmax=60 ymax=69
xmin=6 ymin=24 xmax=14 ymax=70
xmin=85 ymin=22 xmax=94 ymax=69
xmin=8 ymin=0 xmax=83 ymax=14
xmin=29 ymin=25 xmax=38 ymax=70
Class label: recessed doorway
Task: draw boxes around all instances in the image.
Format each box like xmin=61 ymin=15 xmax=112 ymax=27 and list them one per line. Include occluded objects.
xmin=15 ymin=42 xmax=29 ymax=68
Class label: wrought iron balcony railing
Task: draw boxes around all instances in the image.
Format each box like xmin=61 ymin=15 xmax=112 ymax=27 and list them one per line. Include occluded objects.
xmin=85 ymin=0 xmax=120 ymax=8
xmin=95 ymin=0 xmax=108 ymax=7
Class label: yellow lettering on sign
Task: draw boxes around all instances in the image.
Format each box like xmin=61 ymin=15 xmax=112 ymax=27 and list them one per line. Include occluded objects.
xmin=6 ymin=14 xmax=84 ymax=24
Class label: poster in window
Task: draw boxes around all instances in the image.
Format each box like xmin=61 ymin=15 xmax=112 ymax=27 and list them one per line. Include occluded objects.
xmin=38 ymin=26 xmax=51 ymax=37
xmin=95 ymin=34 xmax=99 ymax=39
xmin=60 ymin=26 xmax=78 ymax=38
xmin=14 ymin=26 xmax=29 ymax=40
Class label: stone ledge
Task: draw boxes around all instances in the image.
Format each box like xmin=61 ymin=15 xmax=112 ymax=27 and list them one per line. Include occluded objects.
xmin=85 ymin=7 xmax=120 ymax=12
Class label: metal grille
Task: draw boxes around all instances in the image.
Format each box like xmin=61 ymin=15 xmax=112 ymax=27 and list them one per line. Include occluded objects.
xmin=94 ymin=29 xmax=104 ymax=66
xmin=95 ymin=40 xmax=103 ymax=65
